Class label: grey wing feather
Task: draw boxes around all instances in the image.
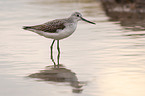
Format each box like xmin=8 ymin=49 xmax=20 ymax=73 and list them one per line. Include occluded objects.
xmin=23 ymin=19 xmax=66 ymax=33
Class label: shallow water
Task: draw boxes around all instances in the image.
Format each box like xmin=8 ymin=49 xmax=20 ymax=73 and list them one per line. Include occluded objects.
xmin=1 ymin=0 xmax=145 ymax=96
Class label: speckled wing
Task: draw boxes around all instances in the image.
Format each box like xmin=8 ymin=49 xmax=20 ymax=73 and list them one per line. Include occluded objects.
xmin=23 ymin=19 xmax=66 ymax=33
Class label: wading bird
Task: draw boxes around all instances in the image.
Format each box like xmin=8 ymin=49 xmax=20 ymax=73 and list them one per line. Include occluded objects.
xmin=23 ymin=12 xmax=95 ymax=65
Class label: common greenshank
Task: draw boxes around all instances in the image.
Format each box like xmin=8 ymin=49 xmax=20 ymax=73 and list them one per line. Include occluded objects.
xmin=23 ymin=12 xmax=95 ymax=65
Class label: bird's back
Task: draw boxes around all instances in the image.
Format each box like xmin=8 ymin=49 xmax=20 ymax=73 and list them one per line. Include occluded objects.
xmin=23 ymin=18 xmax=69 ymax=33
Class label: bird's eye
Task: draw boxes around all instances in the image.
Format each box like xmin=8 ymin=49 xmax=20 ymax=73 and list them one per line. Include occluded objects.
xmin=77 ymin=15 xmax=79 ymax=17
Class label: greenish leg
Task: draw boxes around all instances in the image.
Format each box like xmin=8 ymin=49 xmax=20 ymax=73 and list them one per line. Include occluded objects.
xmin=57 ymin=40 xmax=60 ymax=66
xmin=50 ymin=40 xmax=56 ymax=66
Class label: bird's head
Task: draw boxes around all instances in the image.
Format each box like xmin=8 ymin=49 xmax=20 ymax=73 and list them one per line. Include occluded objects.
xmin=71 ymin=12 xmax=95 ymax=24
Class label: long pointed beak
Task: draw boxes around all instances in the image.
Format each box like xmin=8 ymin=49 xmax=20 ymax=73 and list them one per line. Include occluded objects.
xmin=81 ymin=17 xmax=95 ymax=24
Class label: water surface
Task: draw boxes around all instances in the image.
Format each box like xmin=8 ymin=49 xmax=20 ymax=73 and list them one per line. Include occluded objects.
xmin=1 ymin=0 xmax=145 ymax=96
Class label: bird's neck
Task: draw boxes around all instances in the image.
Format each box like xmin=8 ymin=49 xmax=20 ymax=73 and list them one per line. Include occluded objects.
xmin=67 ymin=17 xmax=78 ymax=23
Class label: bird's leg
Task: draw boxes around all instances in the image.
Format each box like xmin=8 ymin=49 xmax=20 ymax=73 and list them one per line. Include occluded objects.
xmin=50 ymin=40 xmax=56 ymax=66
xmin=57 ymin=40 xmax=60 ymax=66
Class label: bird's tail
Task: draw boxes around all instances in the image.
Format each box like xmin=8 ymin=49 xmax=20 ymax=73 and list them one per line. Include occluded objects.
xmin=23 ymin=26 xmax=32 ymax=30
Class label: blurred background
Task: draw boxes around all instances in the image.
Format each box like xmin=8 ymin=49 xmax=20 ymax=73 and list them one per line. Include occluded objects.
xmin=1 ymin=0 xmax=145 ymax=96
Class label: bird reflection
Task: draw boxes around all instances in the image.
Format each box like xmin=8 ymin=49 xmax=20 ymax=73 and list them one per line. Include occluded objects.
xmin=28 ymin=64 xmax=84 ymax=93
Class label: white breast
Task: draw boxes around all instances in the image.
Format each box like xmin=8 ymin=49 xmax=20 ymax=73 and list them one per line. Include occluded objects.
xmin=59 ymin=22 xmax=77 ymax=39
xmin=44 ymin=22 xmax=77 ymax=40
